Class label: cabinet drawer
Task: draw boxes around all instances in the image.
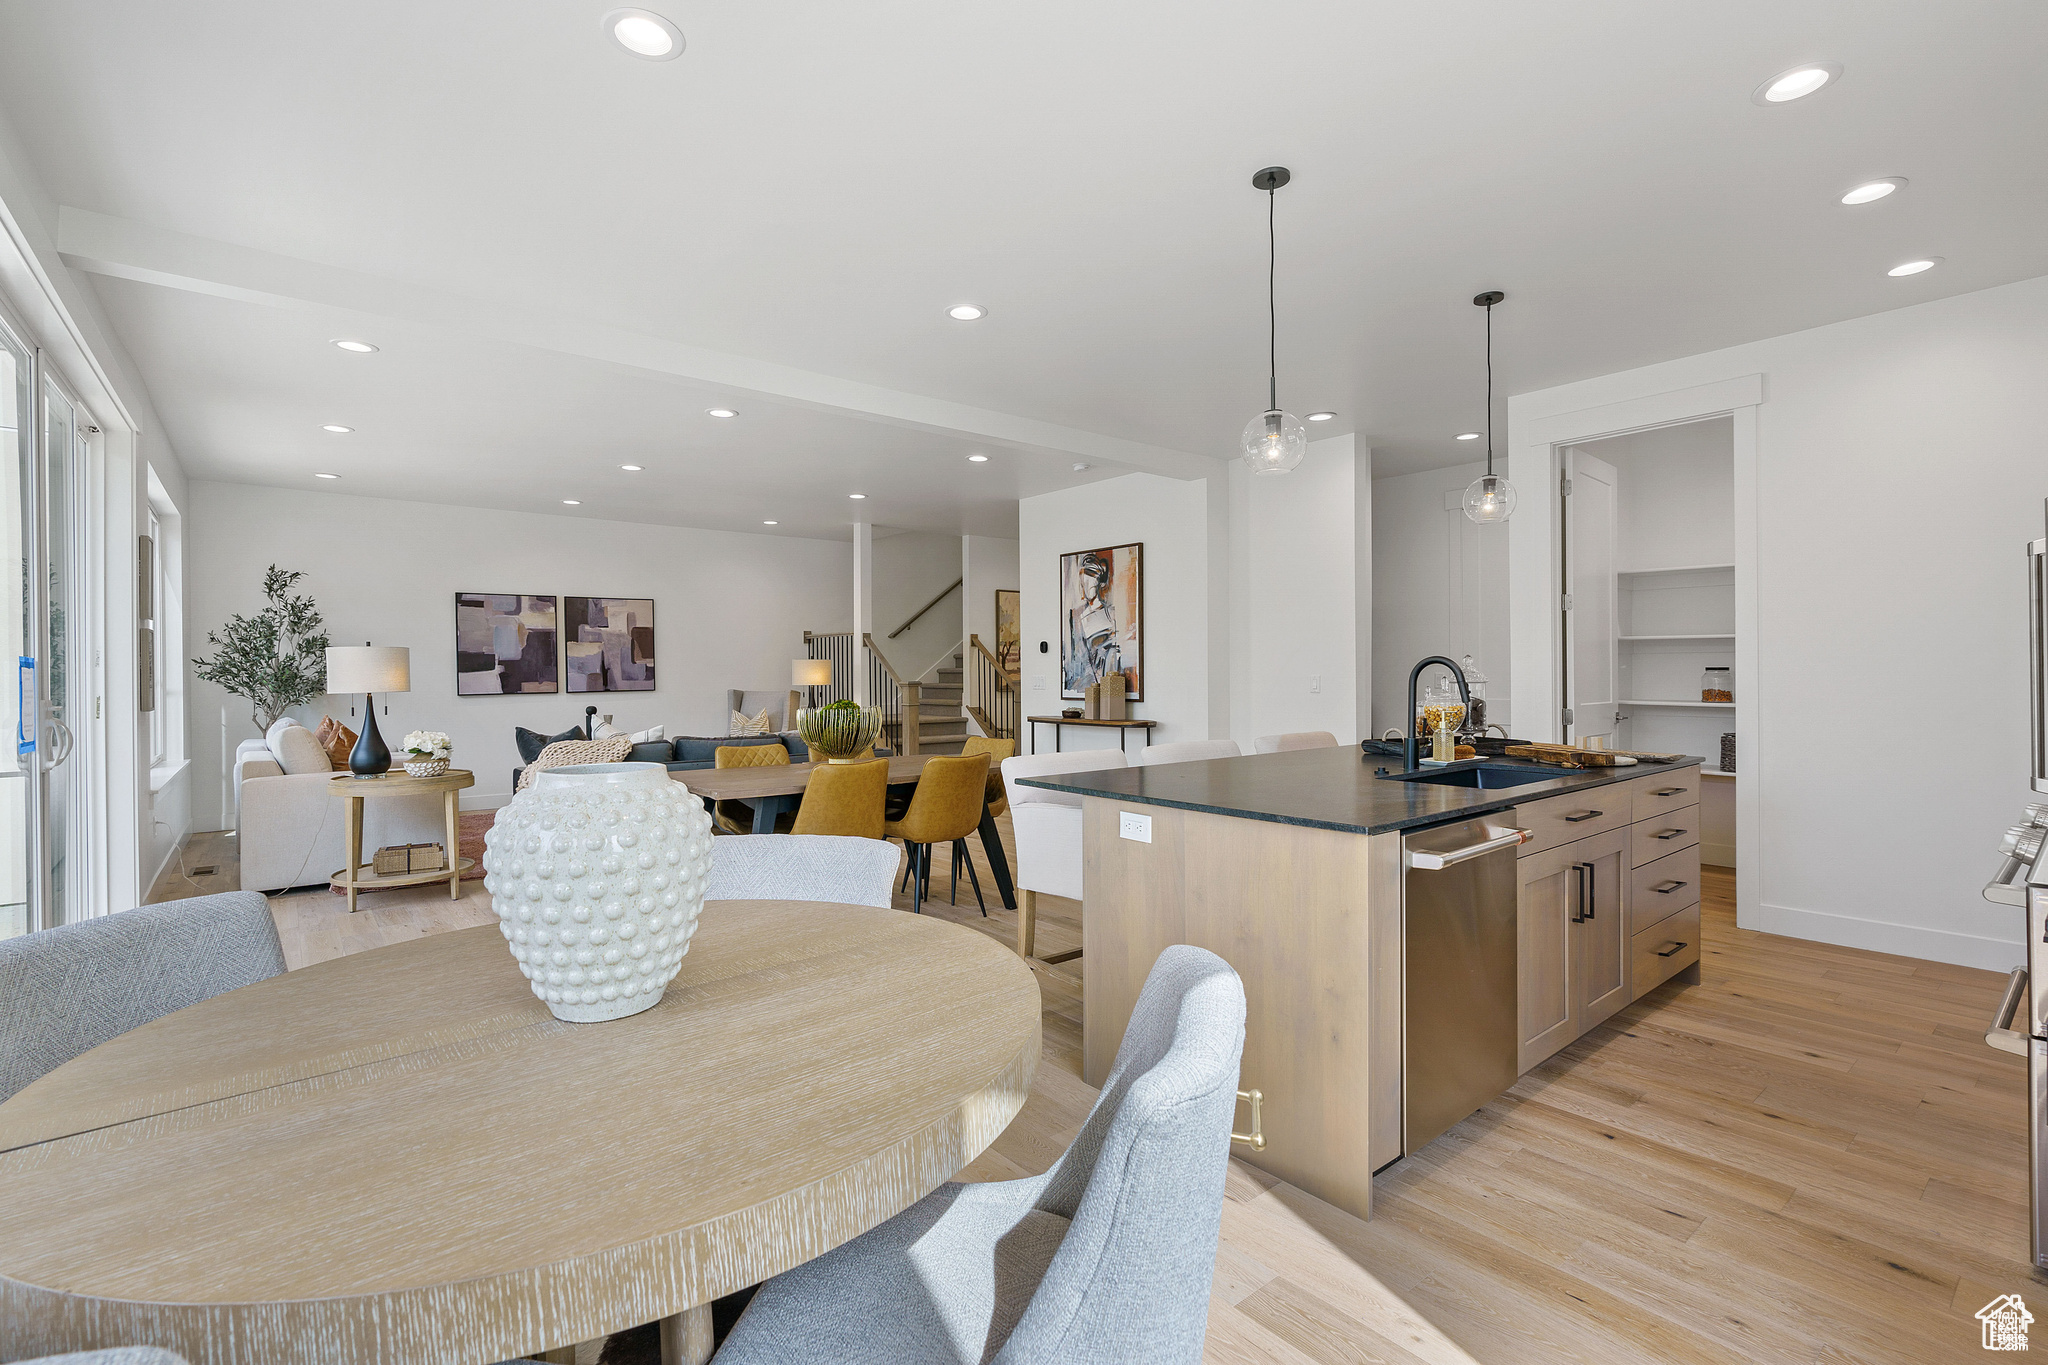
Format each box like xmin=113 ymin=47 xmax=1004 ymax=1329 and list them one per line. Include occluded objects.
xmin=1630 ymin=804 xmax=1699 ymax=868
xmin=1630 ymin=768 xmax=1700 ymax=824
xmin=1632 ymin=903 xmax=1700 ymax=1000
xmin=1628 ymin=846 xmax=1702 ymax=934
xmin=1515 ymin=788 xmax=1632 ymax=857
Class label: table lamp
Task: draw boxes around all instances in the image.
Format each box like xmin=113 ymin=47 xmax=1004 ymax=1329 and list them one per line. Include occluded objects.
xmin=790 ymin=658 xmax=833 ymax=729
xmin=326 ymin=645 xmax=411 ymax=777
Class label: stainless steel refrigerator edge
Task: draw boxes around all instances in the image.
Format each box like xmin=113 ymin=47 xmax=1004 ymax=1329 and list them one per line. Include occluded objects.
xmin=1401 ymin=813 xmax=1522 ymax=1156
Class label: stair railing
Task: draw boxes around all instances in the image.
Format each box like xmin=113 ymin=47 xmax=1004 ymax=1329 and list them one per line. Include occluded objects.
xmin=801 ymin=631 xmax=856 ymax=707
xmin=888 ymin=578 xmax=962 ymax=640
xmin=863 ymin=634 xmax=921 ymax=756
xmin=967 ymin=634 xmax=1020 ymax=741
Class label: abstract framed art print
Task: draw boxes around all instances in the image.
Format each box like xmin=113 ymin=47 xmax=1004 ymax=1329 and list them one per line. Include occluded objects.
xmin=564 ymin=597 xmax=656 ymax=692
xmin=456 ymin=594 xmax=559 ymax=695
xmin=1058 ymin=543 xmax=1141 ymax=701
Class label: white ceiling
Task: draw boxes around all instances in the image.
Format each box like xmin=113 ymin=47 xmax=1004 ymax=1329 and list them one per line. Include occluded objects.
xmin=0 ymin=0 xmax=2041 ymax=527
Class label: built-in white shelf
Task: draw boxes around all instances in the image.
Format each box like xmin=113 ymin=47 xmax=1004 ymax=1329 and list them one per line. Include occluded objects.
xmin=1701 ymin=767 xmax=1736 ymax=779
xmin=1618 ymin=563 xmax=1736 ymax=576
xmin=1621 ymin=699 xmax=1736 ymax=709
xmin=1618 ymin=633 xmax=1735 ymax=642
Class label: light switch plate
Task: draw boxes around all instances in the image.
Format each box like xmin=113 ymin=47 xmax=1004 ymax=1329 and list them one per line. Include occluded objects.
xmin=1309 ymin=674 xmax=1321 ymax=693
xmin=1032 ymin=675 xmax=1046 ymax=691
xmin=1119 ymin=810 xmax=1153 ymax=843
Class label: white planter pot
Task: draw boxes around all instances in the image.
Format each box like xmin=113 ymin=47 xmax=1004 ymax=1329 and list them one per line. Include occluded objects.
xmin=482 ymin=761 xmax=714 ymax=1023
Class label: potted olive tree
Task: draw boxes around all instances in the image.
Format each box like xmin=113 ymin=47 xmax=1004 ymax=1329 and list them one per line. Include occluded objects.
xmin=192 ymin=566 xmax=331 ymax=732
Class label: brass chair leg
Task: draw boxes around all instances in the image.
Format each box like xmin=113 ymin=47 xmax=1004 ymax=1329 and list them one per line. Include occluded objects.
xmin=1018 ymin=888 xmax=1036 ymax=959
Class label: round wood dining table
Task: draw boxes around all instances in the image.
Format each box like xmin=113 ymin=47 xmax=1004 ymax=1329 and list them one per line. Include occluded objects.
xmin=0 ymin=900 xmax=1041 ymax=1365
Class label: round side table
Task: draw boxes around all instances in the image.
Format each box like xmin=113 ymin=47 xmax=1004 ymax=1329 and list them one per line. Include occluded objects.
xmin=326 ymin=768 xmax=476 ymax=911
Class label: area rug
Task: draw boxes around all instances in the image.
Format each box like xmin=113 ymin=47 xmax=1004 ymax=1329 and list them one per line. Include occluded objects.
xmin=328 ymin=809 xmax=494 ymax=895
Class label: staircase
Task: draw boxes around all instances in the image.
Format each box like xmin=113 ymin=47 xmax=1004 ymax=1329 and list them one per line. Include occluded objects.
xmin=918 ymin=652 xmax=969 ymax=755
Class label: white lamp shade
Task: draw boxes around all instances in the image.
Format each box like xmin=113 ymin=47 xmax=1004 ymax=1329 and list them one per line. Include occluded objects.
xmin=326 ymin=645 xmax=411 ymax=695
xmin=793 ymin=658 xmax=834 ymax=687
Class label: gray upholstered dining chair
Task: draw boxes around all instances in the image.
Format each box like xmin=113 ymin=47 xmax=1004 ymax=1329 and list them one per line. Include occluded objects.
xmin=706 ymin=834 xmax=903 ymax=909
xmin=712 ymin=944 xmax=1247 ymax=1365
xmin=1133 ymin=738 xmax=1242 ymax=766
xmin=0 ymin=891 xmax=286 ymax=1102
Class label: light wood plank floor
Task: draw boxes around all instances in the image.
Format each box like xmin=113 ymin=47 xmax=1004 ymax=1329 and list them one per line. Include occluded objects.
xmin=150 ymin=831 xmax=2042 ymax=1363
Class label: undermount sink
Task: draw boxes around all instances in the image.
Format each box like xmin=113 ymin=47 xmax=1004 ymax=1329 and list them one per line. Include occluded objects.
xmin=1385 ymin=764 xmax=1560 ymax=790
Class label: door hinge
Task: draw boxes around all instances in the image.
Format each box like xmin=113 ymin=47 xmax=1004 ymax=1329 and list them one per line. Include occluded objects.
xmin=1561 ymin=593 xmax=1575 ymax=611
xmin=1561 ymin=474 xmax=1574 ymax=497
xmin=1562 ymin=707 xmax=1575 ymax=727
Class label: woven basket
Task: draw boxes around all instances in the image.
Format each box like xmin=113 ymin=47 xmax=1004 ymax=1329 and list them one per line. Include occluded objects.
xmin=404 ymin=757 xmax=450 ymax=778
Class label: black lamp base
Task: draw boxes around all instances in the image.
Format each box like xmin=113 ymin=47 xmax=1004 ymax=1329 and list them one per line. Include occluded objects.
xmin=349 ymin=694 xmax=392 ymax=777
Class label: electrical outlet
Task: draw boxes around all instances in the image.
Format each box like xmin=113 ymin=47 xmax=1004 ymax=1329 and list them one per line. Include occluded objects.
xmin=1119 ymin=810 xmax=1153 ymax=843
xmin=1309 ymin=674 xmax=1321 ymax=694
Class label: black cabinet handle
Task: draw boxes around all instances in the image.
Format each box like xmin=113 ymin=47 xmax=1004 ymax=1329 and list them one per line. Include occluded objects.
xmin=1564 ymin=809 xmax=1603 ymax=823
xmin=1651 ymin=879 xmax=1689 ymax=894
xmin=1652 ymin=827 xmax=1688 ymax=840
xmin=1584 ymin=861 xmax=1596 ymax=920
xmin=1655 ymin=940 xmax=1690 ymax=958
xmin=1569 ymin=864 xmax=1585 ymax=923
xmin=1651 ymin=786 xmax=1686 ymax=797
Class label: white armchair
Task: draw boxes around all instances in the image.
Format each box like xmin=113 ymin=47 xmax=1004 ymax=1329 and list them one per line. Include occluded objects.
xmin=234 ymin=740 xmax=445 ymax=894
xmin=1000 ymin=749 xmax=1129 ymax=961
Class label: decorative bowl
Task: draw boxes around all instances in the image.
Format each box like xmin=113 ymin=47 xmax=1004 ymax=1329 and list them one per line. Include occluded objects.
xmin=797 ymin=705 xmax=883 ymax=764
xmin=404 ymin=757 xmax=450 ymax=778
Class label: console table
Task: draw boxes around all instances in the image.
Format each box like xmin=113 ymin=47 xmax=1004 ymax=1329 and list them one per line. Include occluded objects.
xmin=1027 ymin=715 xmax=1158 ymax=754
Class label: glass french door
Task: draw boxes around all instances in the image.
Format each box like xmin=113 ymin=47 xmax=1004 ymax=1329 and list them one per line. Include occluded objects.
xmin=0 ymin=317 xmax=92 ymax=939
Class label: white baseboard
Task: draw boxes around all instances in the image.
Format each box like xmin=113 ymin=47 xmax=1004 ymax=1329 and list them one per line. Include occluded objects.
xmin=1700 ymin=840 xmax=1736 ymax=867
xmin=1745 ymin=900 xmax=2024 ymax=973
xmin=462 ymin=792 xmax=514 ymax=811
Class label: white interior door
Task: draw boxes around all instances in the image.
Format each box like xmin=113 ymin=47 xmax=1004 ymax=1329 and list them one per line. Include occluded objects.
xmin=1562 ymin=449 xmax=1618 ymax=747
xmin=0 ymin=323 xmax=30 ymax=939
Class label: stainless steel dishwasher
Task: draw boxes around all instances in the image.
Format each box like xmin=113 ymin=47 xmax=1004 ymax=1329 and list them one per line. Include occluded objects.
xmin=1401 ymin=812 xmax=1524 ymax=1155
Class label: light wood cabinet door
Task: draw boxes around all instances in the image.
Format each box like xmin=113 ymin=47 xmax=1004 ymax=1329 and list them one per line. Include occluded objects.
xmin=1571 ymin=828 xmax=1631 ymax=1031
xmin=1517 ymin=843 xmax=1579 ymax=1072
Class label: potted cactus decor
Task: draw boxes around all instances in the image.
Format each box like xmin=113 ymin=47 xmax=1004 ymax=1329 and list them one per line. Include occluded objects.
xmin=797 ymin=698 xmax=882 ymax=763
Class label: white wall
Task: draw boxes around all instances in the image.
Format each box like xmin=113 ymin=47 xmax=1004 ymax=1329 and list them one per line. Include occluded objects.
xmin=1370 ymin=459 xmax=1512 ymax=738
xmin=1018 ymin=472 xmax=1224 ymax=753
xmin=1508 ymin=272 xmax=2048 ymax=970
xmin=872 ymin=530 xmax=963 ymax=681
xmin=185 ymin=481 xmax=850 ymax=821
xmin=1229 ymin=433 xmax=1369 ymax=748
xmin=1575 ymin=417 xmax=1735 ymax=573
xmin=962 ymin=534 xmax=1019 ymax=657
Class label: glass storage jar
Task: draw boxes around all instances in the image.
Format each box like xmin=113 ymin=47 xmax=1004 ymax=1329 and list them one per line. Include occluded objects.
xmin=1702 ymin=666 xmax=1733 ymax=704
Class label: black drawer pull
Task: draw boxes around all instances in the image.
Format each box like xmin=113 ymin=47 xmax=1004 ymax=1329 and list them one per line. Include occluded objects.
xmin=1652 ymin=827 xmax=1688 ymax=840
xmin=1651 ymin=879 xmax=1689 ymax=894
xmin=1650 ymin=786 xmax=1686 ymax=797
xmin=1564 ymin=809 xmax=1603 ymax=823
xmin=1655 ymin=941 xmax=1690 ymax=958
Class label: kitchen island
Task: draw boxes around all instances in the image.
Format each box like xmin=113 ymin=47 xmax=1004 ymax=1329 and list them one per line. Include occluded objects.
xmin=1015 ymin=746 xmax=1705 ymax=1220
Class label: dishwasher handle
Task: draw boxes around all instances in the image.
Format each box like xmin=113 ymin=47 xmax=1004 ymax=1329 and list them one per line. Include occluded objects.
xmin=1988 ymin=967 xmax=2031 ymax=1057
xmin=1406 ymin=828 xmax=1529 ymax=870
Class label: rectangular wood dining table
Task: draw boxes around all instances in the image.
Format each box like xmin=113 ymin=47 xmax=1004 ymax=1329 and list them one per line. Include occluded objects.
xmin=672 ymin=754 xmax=1017 ymax=909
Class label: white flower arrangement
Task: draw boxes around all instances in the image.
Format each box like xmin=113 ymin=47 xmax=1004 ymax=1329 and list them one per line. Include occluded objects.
xmin=402 ymin=730 xmax=452 ymax=760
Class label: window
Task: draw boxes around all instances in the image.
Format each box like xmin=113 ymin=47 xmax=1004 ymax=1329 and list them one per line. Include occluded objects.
xmin=145 ymin=472 xmax=184 ymax=782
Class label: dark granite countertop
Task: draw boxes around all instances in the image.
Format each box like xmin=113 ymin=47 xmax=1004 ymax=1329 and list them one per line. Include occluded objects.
xmin=1013 ymin=746 xmax=1704 ymax=837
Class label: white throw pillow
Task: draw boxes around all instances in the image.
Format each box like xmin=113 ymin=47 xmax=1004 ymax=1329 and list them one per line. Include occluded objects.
xmin=269 ymin=720 xmax=332 ymax=775
xmin=729 ymin=709 xmax=772 ymax=736
xmin=594 ymin=720 xmax=665 ymax=744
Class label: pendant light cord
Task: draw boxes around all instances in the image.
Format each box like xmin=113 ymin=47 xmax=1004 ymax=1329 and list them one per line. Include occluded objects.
xmin=1267 ymin=186 xmax=1278 ymax=413
xmin=1484 ymin=301 xmax=1494 ymax=478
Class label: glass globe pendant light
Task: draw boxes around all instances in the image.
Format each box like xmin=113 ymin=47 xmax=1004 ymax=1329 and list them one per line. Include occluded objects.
xmin=1241 ymin=167 xmax=1306 ymax=475
xmin=1463 ymin=290 xmax=1516 ymax=522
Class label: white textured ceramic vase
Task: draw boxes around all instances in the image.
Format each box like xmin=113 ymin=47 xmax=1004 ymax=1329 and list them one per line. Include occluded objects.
xmin=482 ymin=762 xmax=714 ymax=1023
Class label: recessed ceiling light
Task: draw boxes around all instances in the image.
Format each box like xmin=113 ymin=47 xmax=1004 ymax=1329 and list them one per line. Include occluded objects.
xmin=706 ymin=408 xmax=738 ymax=419
xmin=1887 ymin=257 xmax=1942 ymax=277
xmin=1305 ymin=411 xmax=1336 ymax=422
xmin=562 ymin=499 xmax=582 ymax=506
xmin=968 ymin=453 xmax=989 ymax=462
xmin=1841 ymin=178 xmax=1906 ymax=205
xmin=763 ymin=520 xmax=778 ymax=525
xmin=331 ymin=339 xmax=379 ymax=353
xmin=314 ymin=472 xmax=340 ymax=479
xmin=321 ymin=424 xmax=353 ymax=433
xmin=1455 ymin=432 xmax=1482 ymax=441
xmin=1753 ymin=62 xmax=1841 ymax=105
xmin=848 ymin=493 xmax=867 ymax=499
xmin=603 ymin=8 xmax=683 ymax=60
xmin=620 ymin=464 xmax=643 ymax=471
xmin=1072 ymin=463 xmax=1091 ymax=472
xmin=948 ymin=304 xmax=987 ymax=321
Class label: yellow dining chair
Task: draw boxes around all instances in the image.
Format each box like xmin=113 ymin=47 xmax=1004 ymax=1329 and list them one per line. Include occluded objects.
xmin=952 ymin=736 xmax=1016 ymax=896
xmin=713 ymin=743 xmax=792 ymax=835
xmin=790 ymin=758 xmax=890 ymax=839
xmin=882 ymin=753 xmax=991 ymax=915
